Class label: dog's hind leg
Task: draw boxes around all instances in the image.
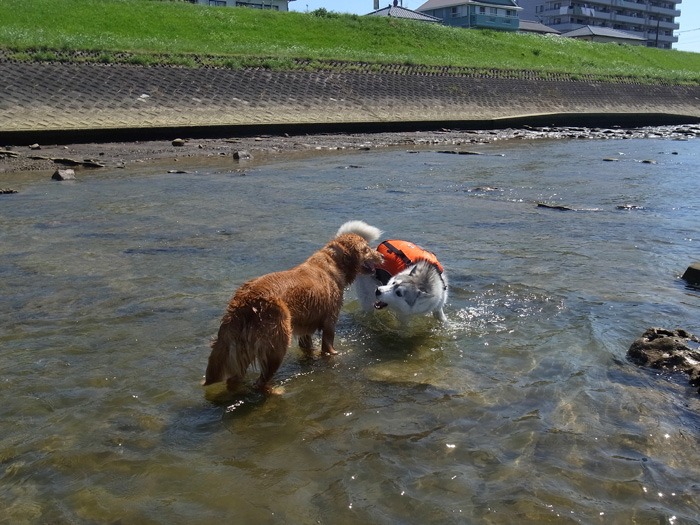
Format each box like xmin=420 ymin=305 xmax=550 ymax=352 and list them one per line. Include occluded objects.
xmin=298 ymin=334 xmax=313 ymax=352
xmin=203 ymin=332 xmax=233 ymax=386
xmin=204 ymin=323 xmax=250 ymax=392
xmin=254 ymin=348 xmax=286 ymax=394
xmin=253 ymin=300 xmax=293 ymax=393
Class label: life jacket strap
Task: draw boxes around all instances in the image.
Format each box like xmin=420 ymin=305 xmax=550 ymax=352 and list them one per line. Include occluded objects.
xmin=379 ymin=240 xmax=414 ymax=269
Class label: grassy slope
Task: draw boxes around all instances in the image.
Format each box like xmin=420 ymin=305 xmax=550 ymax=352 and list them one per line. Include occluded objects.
xmin=1 ymin=0 xmax=699 ymax=83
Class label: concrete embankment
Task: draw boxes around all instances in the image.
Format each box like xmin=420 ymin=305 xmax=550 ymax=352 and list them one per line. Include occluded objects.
xmin=1 ymin=58 xmax=699 ymax=144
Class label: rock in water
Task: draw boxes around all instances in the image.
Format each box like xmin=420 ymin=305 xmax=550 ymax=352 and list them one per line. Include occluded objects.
xmin=52 ymin=168 xmax=76 ymax=181
xmin=682 ymin=263 xmax=700 ymax=286
xmin=628 ymin=328 xmax=700 ymax=394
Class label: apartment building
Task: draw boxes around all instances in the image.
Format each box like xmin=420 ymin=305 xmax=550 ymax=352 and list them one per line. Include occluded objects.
xmin=515 ymin=0 xmax=681 ymax=49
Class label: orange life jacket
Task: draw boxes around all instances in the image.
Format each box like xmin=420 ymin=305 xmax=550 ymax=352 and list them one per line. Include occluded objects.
xmin=376 ymin=239 xmax=444 ymax=284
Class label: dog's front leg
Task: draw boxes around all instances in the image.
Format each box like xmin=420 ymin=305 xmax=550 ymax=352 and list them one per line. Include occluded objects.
xmin=433 ymin=308 xmax=447 ymax=322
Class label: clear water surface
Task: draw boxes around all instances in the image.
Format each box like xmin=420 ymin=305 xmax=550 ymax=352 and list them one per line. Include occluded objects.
xmin=1 ymin=137 xmax=698 ymax=523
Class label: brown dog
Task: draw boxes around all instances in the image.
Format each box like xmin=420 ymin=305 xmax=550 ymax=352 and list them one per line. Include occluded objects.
xmin=204 ymin=221 xmax=383 ymax=394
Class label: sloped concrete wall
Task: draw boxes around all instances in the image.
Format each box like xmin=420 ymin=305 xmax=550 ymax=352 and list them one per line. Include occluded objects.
xmin=1 ymin=61 xmax=699 ymax=139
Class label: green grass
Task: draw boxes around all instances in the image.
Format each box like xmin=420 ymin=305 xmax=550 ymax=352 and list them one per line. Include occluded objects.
xmin=1 ymin=0 xmax=699 ymax=83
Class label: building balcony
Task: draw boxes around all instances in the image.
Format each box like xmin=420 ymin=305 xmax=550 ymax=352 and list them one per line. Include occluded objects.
xmin=473 ymin=13 xmax=519 ymax=30
xmin=648 ymin=19 xmax=680 ymax=30
xmin=541 ymin=6 xmax=678 ymax=31
xmin=608 ymin=12 xmax=673 ymax=27
xmin=615 ymin=0 xmax=680 ymax=18
xmin=649 ymin=5 xmax=681 ymax=17
xmin=610 ymin=13 xmax=646 ymax=25
xmin=444 ymin=14 xmax=519 ymax=31
xmin=644 ymin=29 xmax=679 ymax=42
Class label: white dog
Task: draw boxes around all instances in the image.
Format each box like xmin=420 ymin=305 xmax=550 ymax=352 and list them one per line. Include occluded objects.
xmin=351 ymin=235 xmax=449 ymax=322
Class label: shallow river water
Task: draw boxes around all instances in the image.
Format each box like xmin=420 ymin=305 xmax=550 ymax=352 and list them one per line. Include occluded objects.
xmin=1 ymin=137 xmax=699 ymax=524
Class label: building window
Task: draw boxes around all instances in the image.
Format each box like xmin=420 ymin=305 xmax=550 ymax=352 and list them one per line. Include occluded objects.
xmin=451 ymin=6 xmax=458 ymax=17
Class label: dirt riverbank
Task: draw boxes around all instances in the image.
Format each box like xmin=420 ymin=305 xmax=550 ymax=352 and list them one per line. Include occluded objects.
xmin=2 ymin=124 xmax=699 ymax=175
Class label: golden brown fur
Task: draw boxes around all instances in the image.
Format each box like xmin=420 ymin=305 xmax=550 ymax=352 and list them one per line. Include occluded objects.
xmin=204 ymin=229 xmax=383 ymax=394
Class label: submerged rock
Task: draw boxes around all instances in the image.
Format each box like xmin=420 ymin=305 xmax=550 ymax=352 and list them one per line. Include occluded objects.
xmin=627 ymin=328 xmax=700 ymax=394
xmin=537 ymin=202 xmax=574 ymax=211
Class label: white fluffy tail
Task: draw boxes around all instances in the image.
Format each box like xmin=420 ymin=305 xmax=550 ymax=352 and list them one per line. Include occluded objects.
xmin=336 ymin=220 xmax=382 ymax=243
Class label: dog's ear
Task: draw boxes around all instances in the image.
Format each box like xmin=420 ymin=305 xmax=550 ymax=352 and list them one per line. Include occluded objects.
xmin=327 ymin=242 xmax=348 ymax=261
xmin=328 ymin=236 xmax=362 ymax=266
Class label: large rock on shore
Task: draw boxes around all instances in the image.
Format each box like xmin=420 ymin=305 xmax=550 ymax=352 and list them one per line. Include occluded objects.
xmin=628 ymin=328 xmax=700 ymax=394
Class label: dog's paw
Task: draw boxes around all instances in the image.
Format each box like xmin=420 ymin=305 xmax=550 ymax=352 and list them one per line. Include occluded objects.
xmin=268 ymin=385 xmax=286 ymax=395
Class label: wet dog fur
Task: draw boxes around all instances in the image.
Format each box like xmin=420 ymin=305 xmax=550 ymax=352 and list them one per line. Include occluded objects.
xmin=203 ymin=221 xmax=382 ymax=394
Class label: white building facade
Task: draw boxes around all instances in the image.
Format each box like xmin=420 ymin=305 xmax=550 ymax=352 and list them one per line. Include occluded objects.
xmin=515 ymin=0 xmax=681 ymax=49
